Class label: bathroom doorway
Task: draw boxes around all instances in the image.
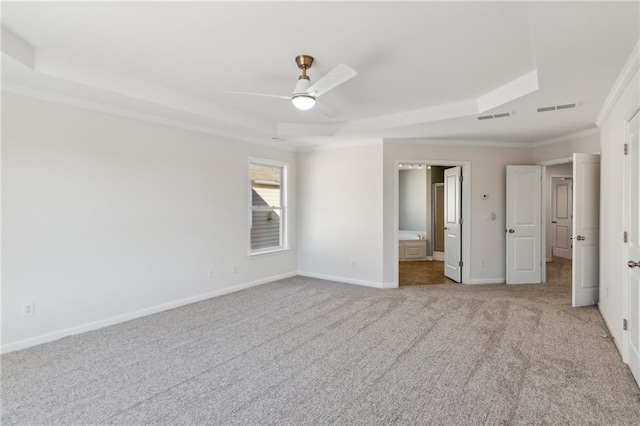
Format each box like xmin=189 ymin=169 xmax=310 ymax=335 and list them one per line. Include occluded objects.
xmin=397 ymin=161 xmax=468 ymax=286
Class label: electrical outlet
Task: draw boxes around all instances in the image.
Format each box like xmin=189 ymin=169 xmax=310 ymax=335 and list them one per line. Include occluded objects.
xmin=22 ymin=302 xmax=35 ymax=317
xmin=232 ymin=265 xmax=238 ymax=274
xmin=208 ymin=268 xmax=215 ymax=278
xmin=350 ymin=259 xmax=356 ymax=268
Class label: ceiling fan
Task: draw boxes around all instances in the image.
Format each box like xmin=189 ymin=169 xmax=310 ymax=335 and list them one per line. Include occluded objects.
xmin=225 ymin=55 xmax=357 ymax=117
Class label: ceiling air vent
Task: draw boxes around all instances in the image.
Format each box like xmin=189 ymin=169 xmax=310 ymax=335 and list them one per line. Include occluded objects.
xmin=537 ymin=102 xmax=578 ymax=112
xmin=537 ymin=106 xmax=556 ymax=112
xmin=556 ymin=103 xmax=577 ymax=110
xmin=477 ymin=112 xmax=511 ymax=120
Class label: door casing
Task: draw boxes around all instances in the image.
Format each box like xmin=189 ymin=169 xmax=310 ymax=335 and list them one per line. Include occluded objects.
xmin=623 ymin=106 xmax=640 ymax=384
xmin=393 ymin=160 xmax=471 ymax=286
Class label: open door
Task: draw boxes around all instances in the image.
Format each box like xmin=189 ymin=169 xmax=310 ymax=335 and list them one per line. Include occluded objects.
xmin=444 ymin=166 xmax=461 ymax=282
xmin=572 ymin=153 xmax=600 ymax=307
xmin=506 ymin=166 xmax=541 ymax=284
xmin=626 ymin=109 xmax=640 ymax=385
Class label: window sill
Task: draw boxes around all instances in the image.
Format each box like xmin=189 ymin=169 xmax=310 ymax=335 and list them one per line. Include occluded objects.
xmin=249 ymin=247 xmax=291 ymax=258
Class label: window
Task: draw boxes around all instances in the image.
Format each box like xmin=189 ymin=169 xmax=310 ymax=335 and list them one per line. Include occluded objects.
xmin=249 ymin=158 xmax=288 ymax=255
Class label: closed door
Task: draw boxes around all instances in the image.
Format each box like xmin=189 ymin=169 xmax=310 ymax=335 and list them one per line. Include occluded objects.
xmin=572 ymin=153 xmax=600 ymax=307
xmin=506 ymin=166 xmax=542 ymax=284
xmin=552 ymin=178 xmax=573 ymax=259
xmin=444 ymin=167 xmax=461 ymax=282
xmin=626 ymin=108 xmax=640 ymax=385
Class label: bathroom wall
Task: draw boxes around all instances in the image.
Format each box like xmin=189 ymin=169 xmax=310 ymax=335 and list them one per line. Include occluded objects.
xmin=399 ymin=169 xmax=427 ymax=231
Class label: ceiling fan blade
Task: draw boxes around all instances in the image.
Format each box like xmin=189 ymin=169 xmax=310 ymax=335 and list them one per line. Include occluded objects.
xmin=315 ymin=101 xmax=342 ymax=118
xmin=224 ymin=91 xmax=290 ymax=100
xmin=307 ymin=64 xmax=357 ymax=98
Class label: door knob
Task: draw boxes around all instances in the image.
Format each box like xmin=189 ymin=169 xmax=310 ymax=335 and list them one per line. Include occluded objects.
xmin=576 ymin=235 xmax=585 ymax=241
xmin=508 ymin=229 xmax=515 ymax=233
xmin=443 ymin=227 xmax=447 ymax=230
xmin=629 ymin=260 xmax=640 ymax=268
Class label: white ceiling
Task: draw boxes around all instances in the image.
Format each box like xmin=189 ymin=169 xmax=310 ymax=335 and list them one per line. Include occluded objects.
xmin=2 ymin=1 xmax=638 ymax=150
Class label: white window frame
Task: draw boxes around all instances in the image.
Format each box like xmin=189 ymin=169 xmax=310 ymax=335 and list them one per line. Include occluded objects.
xmin=248 ymin=157 xmax=289 ymax=256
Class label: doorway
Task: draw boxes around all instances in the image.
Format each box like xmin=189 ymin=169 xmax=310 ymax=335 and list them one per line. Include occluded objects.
xmin=397 ymin=161 xmax=468 ymax=286
xmin=533 ymin=155 xmax=601 ymax=307
xmin=551 ymin=177 xmax=573 ymax=259
xmin=546 ymin=164 xmax=574 ymax=263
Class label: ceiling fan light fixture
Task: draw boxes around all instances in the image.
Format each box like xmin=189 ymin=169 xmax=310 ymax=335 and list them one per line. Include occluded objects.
xmin=292 ymin=94 xmax=316 ymax=110
xmin=291 ymin=78 xmax=316 ymax=110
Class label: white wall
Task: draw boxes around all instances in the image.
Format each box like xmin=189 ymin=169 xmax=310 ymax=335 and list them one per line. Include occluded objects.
xmin=296 ymin=144 xmax=385 ymax=287
xmin=533 ymin=131 xmax=600 ymax=163
xmin=399 ymin=169 xmax=426 ymax=231
xmin=2 ymin=93 xmax=298 ymax=352
xmin=545 ymin=163 xmax=573 ymax=260
xmin=599 ymin=66 xmax=639 ymax=351
xmin=382 ymin=143 xmax=533 ymax=285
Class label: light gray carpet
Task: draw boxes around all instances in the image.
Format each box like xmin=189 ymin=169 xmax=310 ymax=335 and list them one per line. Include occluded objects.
xmin=2 ymin=268 xmax=640 ymax=424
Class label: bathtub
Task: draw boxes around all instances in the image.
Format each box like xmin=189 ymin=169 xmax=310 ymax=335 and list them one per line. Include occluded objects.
xmin=398 ymin=230 xmax=426 ymax=241
xmin=398 ymin=230 xmax=428 ymax=260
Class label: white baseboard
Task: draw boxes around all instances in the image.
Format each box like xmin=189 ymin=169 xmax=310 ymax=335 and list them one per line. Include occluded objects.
xmin=466 ymin=278 xmax=506 ymax=285
xmin=1 ymin=271 xmax=297 ymax=355
xmin=433 ymin=251 xmax=445 ymax=261
xmin=599 ymin=306 xmax=624 ymax=360
xmin=426 ymin=256 xmax=433 ymax=261
xmin=298 ymin=271 xmax=392 ymax=289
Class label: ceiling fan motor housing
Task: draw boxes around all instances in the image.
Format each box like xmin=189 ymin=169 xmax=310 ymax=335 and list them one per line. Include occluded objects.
xmin=295 ymin=54 xmax=314 ymax=72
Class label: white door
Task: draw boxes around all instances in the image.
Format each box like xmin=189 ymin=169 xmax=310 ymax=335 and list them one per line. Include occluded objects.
xmin=626 ymin=109 xmax=640 ymax=385
xmin=506 ymin=166 xmax=542 ymax=284
xmin=444 ymin=166 xmax=461 ymax=282
xmin=552 ymin=178 xmax=573 ymax=259
xmin=572 ymin=153 xmax=600 ymax=307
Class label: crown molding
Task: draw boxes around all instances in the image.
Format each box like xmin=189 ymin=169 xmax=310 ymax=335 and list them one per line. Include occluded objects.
xmin=295 ymin=138 xmax=384 ymax=152
xmin=2 ymin=84 xmax=298 ymax=152
xmin=595 ymin=37 xmax=640 ymax=127
xmin=383 ymin=138 xmax=533 ymax=149
xmin=531 ymin=127 xmax=600 ymax=148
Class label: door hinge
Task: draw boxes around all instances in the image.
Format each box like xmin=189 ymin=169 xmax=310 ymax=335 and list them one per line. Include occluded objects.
xmin=624 ymin=231 xmax=628 ymax=243
xmin=459 ymin=218 xmax=463 ymax=224
xmin=623 ymin=319 xmax=628 ymax=331
xmin=459 ymin=260 xmax=463 ymax=267
xmin=624 ymin=144 xmax=628 ymax=155
xmin=459 ymin=175 xmax=463 ymax=182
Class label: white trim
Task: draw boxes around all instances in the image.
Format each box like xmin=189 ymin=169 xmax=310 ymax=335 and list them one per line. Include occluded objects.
xmin=596 ymin=37 xmax=640 ymax=127
xmin=384 ymin=138 xmax=530 ymax=148
xmin=297 ymin=271 xmax=392 ymax=289
xmin=467 ymin=278 xmax=506 ymax=285
xmin=599 ymin=305 xmax=624 ymax=356
xmin=432 ymin=251 xmax=445 ymax=261
xmin=0 ymin=272 xmax=297 ymax=355
xmin=295 ymin=138 xmax=384 ymax=152
xmin=532 ymin=128 xmax=600 ymax=148
xmin=621 ymin=106 xmax=640 ymax=365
